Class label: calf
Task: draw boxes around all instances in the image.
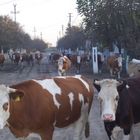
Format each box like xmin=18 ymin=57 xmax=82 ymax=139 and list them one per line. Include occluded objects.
xmin=94 ymin=78 xmax=140 ymax=140
xmin=0 ymin=75 xmax=93 ymax=140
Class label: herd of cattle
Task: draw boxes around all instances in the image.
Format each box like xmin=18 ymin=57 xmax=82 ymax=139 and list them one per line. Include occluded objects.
xmin=56 ymin=52 xmax=140 ymax=78
xmin=0 ymin=51 xmax=140 ymax=140
xmin=0 ymin=51 xmax=43 ymax=66
xmin=0 ymin=51 xmax=140 ymax=78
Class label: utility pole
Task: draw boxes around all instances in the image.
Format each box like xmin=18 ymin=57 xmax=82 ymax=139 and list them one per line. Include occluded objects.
xmin=59 ymin=31 xmax=61 ymax=38
xmin=11 ymin=4 xmax=19 ymax=49
xmin=40 ymin=32 xmax=42 ymax=40
xmin=33 ymin=27 xmax=36 ymax=39
xmin=62 ymin=25 xmax=64 ymax=36
xmin=11 ymin=4 xmax=19 ymax=22
xmin=68 ymin=13 xmax=72 ymax=28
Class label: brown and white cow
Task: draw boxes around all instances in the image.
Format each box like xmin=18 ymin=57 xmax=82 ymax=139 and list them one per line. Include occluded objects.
xmin=94 ymin=78 xmax=140 ymax=140
xmin=57 ymin=56 xmax=71 ymax=76
xmin=107 ymin=55 xmax=123 ymax=79
xmin=0 ymin=75 xmax=93 ymax=140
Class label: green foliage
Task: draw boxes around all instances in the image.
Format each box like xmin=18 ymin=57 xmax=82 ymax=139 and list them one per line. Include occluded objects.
xmin=76 ymin=0 xmax=140 ymax=56
xmin=57 ymin=26 xmax=86 ymax=51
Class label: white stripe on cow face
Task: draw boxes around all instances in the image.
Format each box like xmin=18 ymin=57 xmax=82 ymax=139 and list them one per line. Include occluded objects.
xmin=96 ymin=79 xmax=120 ymax=121
xmin=58 ymin=57 xmax=64 ymax=75
xmin=33 ymin=79 xmax=61 ymax=109
xmin=0 ymin=85 xmax=11 ymax=129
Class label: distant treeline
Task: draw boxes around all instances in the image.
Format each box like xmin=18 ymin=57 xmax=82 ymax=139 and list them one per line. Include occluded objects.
xmin=0 ymin=15 xmax=48 ymax=52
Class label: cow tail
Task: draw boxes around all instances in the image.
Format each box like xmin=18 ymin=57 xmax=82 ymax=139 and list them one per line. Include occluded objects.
xmin=85 ymin=121 xmax=90 ymax=138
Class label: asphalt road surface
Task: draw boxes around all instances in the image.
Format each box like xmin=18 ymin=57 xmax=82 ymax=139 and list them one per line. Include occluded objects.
xmin=0 ymin=53 xmax=109 ymax=140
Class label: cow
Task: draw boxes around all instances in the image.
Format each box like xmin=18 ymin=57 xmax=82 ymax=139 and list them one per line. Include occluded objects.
xmin=82 ymin=54 xmax=91 ymax=65
xmin=21 ymin=53 xmax=34 ymax=66
xmin=127 ymin=59 xmax=140 ymax=77
xmin=12 ymin=52 xmax=21 ymax=65
xmin=68 ymin=54 xmax=77 ymax=66
xmin=69 ymin=54 xmax=82 ymax=73
xmin=93 ymin=78 xmax=140 ymax=140
xmin=50 ymin=53 xmax=61 ymax=63
xmin=107 ymin=55 xmax=123 ymax=79
xmin=0 ymin=75 xmax=93 ymax=140
xmin=35 ymin=51 xmax=43 ymax=65
xmin=57 ymin=55 xmax=71 ymax=76
xmin=0 ymin=53 xmax=5 ymax=66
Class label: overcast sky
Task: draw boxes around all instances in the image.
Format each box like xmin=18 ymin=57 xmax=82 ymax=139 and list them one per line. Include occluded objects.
xmin=0 ymin=0 xmax=82 ymax=46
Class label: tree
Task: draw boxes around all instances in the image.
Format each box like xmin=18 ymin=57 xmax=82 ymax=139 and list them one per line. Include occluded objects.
xmin=76 ymin=0 xmax=140 ymax=57
xmin=0 ymin=15 xmax=48 ymax=52
xmin=57 ymin=26 xmax=86 ymax=51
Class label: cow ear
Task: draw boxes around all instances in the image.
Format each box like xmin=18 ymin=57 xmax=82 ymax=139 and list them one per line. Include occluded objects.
xmin=9 ymin=89 xmax=24 ymax=102
xmin=116 ymin=80 xmax=123 ymax=86
xmin=93 ymin=79 xmax=101 ymax=92
xmin=117 ymin=80 xmax=126 ymax=92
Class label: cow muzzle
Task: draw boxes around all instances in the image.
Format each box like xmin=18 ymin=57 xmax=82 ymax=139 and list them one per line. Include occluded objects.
xmin=103 ymin=114 xmax=114 ymax=122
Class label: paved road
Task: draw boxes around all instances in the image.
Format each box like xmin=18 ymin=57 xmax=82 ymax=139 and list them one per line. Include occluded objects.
xmin=0 ymin=54 xmax=109 ymax=140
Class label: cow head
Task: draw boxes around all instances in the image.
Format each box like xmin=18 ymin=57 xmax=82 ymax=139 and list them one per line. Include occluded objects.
xmin=58 ymin=56 xmax=71 ymax=76
xmin=0 ymin=85 xmax=24 ymax=129
xmin=58 ymin=57 xmax=66 ymax=76
xmin=94 ymin=79 xmax=123 ymax=122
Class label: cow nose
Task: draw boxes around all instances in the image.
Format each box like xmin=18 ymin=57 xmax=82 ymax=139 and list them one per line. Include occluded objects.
xmin=103 ymin=114 xmax=113 ymax=121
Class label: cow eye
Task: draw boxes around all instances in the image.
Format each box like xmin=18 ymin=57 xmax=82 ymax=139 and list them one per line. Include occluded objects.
xmin=115 ymin=96 xmax=119 ymax=101
xmin=3 ymin=103 xmax=9 ymax=111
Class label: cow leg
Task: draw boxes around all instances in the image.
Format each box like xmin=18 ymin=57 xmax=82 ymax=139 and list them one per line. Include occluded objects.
xmin=58 ymin=70 xmax=61 ymax=76
xmin=111 ymin=126 xmax=130 ymax=140
xmin=110 ymin=68 xmax=113 ymax=77
xmin=117 ymin=71 xmax=121 ymax=79
xmin=38 ymin=127 xmax=54 ymax=140
xmin=73 ymin=117 xmax=87 ymax=140
xmin=63 ymin=71 xmax=66 ymax=76
xmin=22 ymin=133 xmax=41 ymax=140
xmin=73 ymin=104 xmax=89 ymax=140
xmin=129 ymin=123 xmax=140 ymax=140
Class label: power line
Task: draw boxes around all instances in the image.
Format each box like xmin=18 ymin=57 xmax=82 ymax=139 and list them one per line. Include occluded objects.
xmin=40 ymin=32 xmax=42 ymax=40
xmin=0 ymin=0 xmax=15 ymax=6
xmin=33 ymin=27 xmax=36 ymax=39
xmin=68 ymin=13 xmax=72 ymax=28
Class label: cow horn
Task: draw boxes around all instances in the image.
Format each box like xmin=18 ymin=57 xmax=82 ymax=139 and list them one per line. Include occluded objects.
xmin=8 ymin=87 xmax=16 ymax=93
xmin=93 ymin=79 xmax=101 ymax=85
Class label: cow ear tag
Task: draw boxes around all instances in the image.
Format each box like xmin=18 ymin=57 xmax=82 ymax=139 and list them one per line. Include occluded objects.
xmin=14 ymin=96 xmax=21 ymax=102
